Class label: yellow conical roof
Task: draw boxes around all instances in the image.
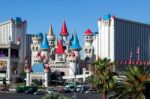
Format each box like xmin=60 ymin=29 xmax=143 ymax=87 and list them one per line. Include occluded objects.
xmin=48 ymin=25 xmax=54 ymax=36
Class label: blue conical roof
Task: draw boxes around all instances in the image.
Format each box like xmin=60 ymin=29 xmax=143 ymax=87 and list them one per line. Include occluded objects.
xmin=39 ymin=33 xmax=49 ymax=49
xmin=69 ymin=33 xmax=74 ymax=45
xmin=70 ymin=32 xmax=81 ymax=51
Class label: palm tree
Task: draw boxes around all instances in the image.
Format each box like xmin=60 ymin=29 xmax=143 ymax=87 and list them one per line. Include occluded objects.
xmin=111 ymin=65 xmax=150 ymax=99
xmin=89 ymin=58 xmax=117 ymax=99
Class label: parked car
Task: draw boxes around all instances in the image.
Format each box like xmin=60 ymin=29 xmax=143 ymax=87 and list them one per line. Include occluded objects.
xmin=1 ymin=88 xmax=9 ymax=91
xmin=65 ymin=85 xmax=76 ymax=92
xmin=76 ymin=85 xmax=82 ymax=92
xmin=25 ymin=88 xmax=36 ymax=94
xmin=84 ymin=89 xmax=97 ymax=94
xmin=47 ymin=87 xmax=56 ymax=94
xmin=57 ymin=87 xmax=64 ymax=93
xmin=60 ymin=88 xmax=71 ymax=93
xmin=34 ymin=90 xmax=44 ymax=95
xmin=79 ymin=85 xmax=90 ymax=93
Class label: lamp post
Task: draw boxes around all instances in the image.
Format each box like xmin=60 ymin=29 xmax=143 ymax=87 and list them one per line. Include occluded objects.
xmin=3 ymin=71 xmax=7 ymax=91
xmin=74 ymin=71 xmax=77 ymax=99
xmin=69 ymin=66 xmax=77 ymax=99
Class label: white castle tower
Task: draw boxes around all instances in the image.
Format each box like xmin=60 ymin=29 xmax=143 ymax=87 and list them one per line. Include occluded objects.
xmin=31 ymin=35 xmax=41 ymax=65
xmin=60 ymin=21 xmax=69 ymax=42
xmin=55 ymin=40 xmax=65 ymax=62
xmin=47 ymin=25 xmax=55 ymax=48
xmin=68 ymin=52 xmax=77 ymax=75
xmin=70 ymin=32 xmax=82 ymax=74
xmin=83 ymin=29 xmax=94 ymax=60
xmin=39 ymin=33 xmax=50 ymax=63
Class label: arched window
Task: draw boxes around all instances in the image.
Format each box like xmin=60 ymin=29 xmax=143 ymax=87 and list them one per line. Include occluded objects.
xmin=89 ymin=49 xmax=91 ymax=53
xmin=85 ymin=49 xmax=88 ymax=53
xmin=58 ymin=55 xmax=63 ymax=61
xmin=32 ymin=47 xmax=35 ymax=51
xmin=36 ymin=47 xmax=38 ymax=51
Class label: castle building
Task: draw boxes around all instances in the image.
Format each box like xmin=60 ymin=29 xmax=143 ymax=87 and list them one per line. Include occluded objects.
xmin=93 ymin=14 xmax=150 ymax=71
xmin=25 ymin=21 xmax=91 ymax=87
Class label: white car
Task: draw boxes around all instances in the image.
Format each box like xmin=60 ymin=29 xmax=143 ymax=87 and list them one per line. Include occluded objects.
xmin=85 ymin=89 xmax=97 ymax=94
xmin=34 ymin=90 xmax=44 ymax=95
xmin=47 ymin=87 xmax=56 ymax=94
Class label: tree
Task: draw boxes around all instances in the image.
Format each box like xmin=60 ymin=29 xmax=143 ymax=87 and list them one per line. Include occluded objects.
xmin=89 ymin=58 xmax=117 ymax=99
xmin=111 ymin=65 xmax=150 ymax=99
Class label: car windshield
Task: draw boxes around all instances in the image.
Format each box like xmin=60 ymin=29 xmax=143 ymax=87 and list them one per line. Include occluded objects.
xmin=48 ymin=87 xmax=55 ymax=91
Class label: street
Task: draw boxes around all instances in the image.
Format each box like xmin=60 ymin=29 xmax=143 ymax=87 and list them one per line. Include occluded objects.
xmin=0 ymin=92 xmax=101 ymax=99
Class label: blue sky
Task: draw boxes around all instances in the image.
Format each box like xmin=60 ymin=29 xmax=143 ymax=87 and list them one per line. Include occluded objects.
xmin=0 ymin=0 xmax=150 ymax=46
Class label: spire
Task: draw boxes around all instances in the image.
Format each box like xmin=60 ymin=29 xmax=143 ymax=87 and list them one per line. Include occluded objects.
xmin=84 ymin=29 xmax=93 ymax=36
xmin=48 ymin=25 xmax=54 ymax=36
xmin=60 ymin=21 xmax=69 ymax=36
xmin=69 ymin=33 xmax=74 ymax=45
xmin=70 ymin=31 xmax=81 ymax=51
xmin=55 ymin=37 xmax=59 ymax=46
xmin=39 ymin=33 xmax=49 ymax=49
xmin=56 ymin=40 xmax=64 ymax=54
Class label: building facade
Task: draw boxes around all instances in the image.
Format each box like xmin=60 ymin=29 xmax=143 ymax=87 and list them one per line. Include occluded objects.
xmin=0 ymin=41 xmax=20 ymax=84
xmin=93 ymin=15 xmax=150 ymax=71
xmin=26 ymin=34 xmax=34 ymax=64
xmin=0 ymin=17 xmax=27 ymax=67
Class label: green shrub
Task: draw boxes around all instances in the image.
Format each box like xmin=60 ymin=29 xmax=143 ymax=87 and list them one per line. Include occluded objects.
xmin=42 ymin=92 xmax=73 ymax=99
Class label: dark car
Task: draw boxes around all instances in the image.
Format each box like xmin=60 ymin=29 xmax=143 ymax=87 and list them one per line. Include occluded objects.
xmin=59 ymin=88 xmax=71 ymax=93
xmin=25 ymin=88 xmax=36 ymax=94
xmin=1 ymin=88 xmax=9 ymax=91
xmin=79 ymin=85 xmax=90 ymax=93
xmin=34 ymin=91 xmax=44 ymax=95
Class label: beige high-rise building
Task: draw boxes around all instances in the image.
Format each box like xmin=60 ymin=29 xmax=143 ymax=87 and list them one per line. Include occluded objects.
xmin=0 ymin=17 xmax=27 ymax=67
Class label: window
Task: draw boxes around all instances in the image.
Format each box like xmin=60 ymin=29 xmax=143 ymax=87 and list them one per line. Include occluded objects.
xmin=58 ymin=55 xmax=63 ymax=61
xmin=89 ymin=49 xmax=91 ymax=53
xmin=36 ymin=47 xmax=38 ymax=51
xmin=32 ymin=47 xmax=35 ymax=51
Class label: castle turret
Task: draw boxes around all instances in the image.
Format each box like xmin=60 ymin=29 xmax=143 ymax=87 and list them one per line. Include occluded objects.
xmin=83 ymin=29 xmax=94 ymax=59
xmin=68 ymin=52 xmax=77 ymax=75
xmin=70 ymin=32 xmax=82 ymax=57
xmin=84 ymin=29 xmax=93 ymax=46
xmin=31 ymin=35 xmax=41 ymax=65
xmin=47 ymin=25 xmax=55 ymax=48
xmin=55 ymin=40 xmax=65 ymax=62
xmin=69 ymin=33 xmax=74 ymax=46
xmin=60 ymin=21 xmax=69 ymax=42
xmin=24 ymin=57 xmax=32 ymax=86
xmin=70 ymin=32 xmax=81 ymax=74
xmin=43 ymin=64 xmax=49 ymax=87
xmin=39 ymin=33 xmax=50 ymax=63
xmin=32 ymin=36 xmax=38 ymax=44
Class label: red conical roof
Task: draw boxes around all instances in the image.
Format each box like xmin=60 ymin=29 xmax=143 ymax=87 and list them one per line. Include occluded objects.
xmin=60 ymin=21 xmax=69 ymax=36
xmin=56 ymin=40 xmax=64 ymax=54
xmin=84 ymin=29 xmax=93 ymax=35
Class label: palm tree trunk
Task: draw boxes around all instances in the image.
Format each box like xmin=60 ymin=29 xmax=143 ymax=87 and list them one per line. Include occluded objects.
xmin=101 ymin=93 xmax=106 ymax=99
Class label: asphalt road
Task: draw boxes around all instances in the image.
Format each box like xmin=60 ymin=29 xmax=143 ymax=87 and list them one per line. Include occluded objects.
xmin=0 ymin=92 xmax=101 ymax=99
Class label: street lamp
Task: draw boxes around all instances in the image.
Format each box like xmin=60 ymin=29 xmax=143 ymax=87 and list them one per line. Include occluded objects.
xmin=69 ymin=66 xmax=77 ymax=99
